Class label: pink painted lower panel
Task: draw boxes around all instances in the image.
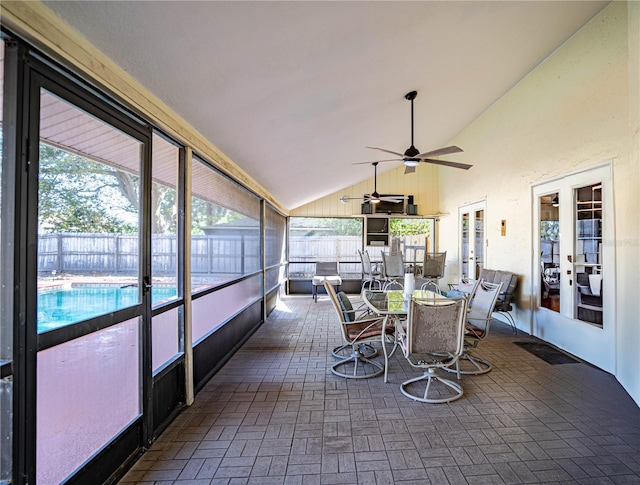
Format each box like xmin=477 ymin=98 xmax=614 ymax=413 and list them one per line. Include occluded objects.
xmin=36 ymin=318 xmax=140 ymax=484
xmin=152 ymin=306 xmax=180 ymax=372
xmin=192 ymin=275 xmax=261 ymax=344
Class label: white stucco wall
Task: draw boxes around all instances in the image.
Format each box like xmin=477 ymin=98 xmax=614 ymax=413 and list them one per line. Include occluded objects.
xmin=437 ymin=2 xmax=639 ymax=405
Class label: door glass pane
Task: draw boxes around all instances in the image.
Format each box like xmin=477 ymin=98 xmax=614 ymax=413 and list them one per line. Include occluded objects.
xmin=540 ymin=193 xmax=560 ymax=312
xmin=474 ymin=209 xmax=484 ymax=276
xmin=575 ymin=183 xmax=602 ymax=325
xmin=461 ymin=213 xmax=469 ymax=277
xmin=38 ymin=90 xmax=142 ymax=333
xmin=151 ymin=133 xmax=179 ymax=305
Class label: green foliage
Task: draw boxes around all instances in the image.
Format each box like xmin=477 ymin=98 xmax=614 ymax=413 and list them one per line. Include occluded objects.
xmin=152 ymin=183 xmax=177 ymax=233
xmin=38 ymin=145 xmax=140 ymax=233
xmin=38 ymin=143 xmax=248 ymax=236
xmin=190 ymin=197 xmax=247 ymax=235
xmin=389 ymin=218 xmax=431 ymax=236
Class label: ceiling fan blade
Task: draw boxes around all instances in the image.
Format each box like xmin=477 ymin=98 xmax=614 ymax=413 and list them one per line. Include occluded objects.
xmin=352 ymin=158 xmax=401 ymax=165
xmin=421 ymin=158 xmax=473 ymax=170
xmin=416 ymin=146 xmax=463 ymax=159
xmin=366 ymin=146 xmax=405 ymax=157
xmin=404 ymin=165 xmax=416 ymax=175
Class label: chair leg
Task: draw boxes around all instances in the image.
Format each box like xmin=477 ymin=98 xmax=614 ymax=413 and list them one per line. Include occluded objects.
xmin=361 ymin=278 xmax=382 ymax=292
xmin=400 ymin=368 xmax=464 ymax=403
xmin=331 ymin=345 xmax=384 ymax=379
xmin=331 ymin=343 xmax=377 ymax=359
xmin=444 ymin=351 xmax=492 ymax=375
xmin=497 ymin=310 xmax=517 ymax=334
xmin=381 ymin=317 xmax=398 ymax=383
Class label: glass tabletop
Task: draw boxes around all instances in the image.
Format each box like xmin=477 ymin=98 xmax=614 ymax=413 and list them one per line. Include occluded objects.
xmin=362 ymin=290 xmax=443 ymax=315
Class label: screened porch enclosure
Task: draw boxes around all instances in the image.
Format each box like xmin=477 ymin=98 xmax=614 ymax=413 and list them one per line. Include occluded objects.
xmin=288 ymin=217 xmax=434 ymax=295
xmin=0 ymin=34 xmax=287 ymax=485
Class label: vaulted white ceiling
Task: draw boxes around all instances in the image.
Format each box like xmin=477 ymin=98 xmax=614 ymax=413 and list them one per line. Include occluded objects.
xmin=43 ymin=1 xmax=608 ymax=210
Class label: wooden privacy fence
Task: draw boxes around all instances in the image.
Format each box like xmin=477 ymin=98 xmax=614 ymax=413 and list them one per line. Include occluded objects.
xmin=38 ymin=233 xmax=260 ymax=276
xmin=287 ymin=235 xmax=428 ymax=278
xmin=38 ymin=233 xmax=428 ymax=279
xmin=289 ymin=236 xmax=362 ymax=278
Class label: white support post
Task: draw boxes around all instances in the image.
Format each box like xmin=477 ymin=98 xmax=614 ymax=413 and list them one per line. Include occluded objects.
xmin=183 ymin=147 xmax=194 ymax=406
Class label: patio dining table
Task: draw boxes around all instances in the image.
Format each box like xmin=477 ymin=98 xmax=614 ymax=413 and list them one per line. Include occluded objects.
xmin=362 ymin=289 xmax=447 ymax=382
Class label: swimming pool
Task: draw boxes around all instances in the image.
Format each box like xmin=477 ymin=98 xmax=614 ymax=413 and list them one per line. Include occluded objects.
xmin=37 ymin=285 xmax=178 ymax=333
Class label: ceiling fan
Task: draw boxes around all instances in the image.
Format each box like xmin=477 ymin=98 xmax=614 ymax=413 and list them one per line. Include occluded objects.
xmin=340 ymin=161 xmax=407 ymax=205
xmin=355 ymin=91 xmax=473 ymax=174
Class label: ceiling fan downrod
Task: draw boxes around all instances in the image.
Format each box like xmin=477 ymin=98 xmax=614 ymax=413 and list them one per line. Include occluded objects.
xmin=370 ymin=162 xmax=380 ymax=203
xmin=404 ymin=91 xmax=419 ymax=160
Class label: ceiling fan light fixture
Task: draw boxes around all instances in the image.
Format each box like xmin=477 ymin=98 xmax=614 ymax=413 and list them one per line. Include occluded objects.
xmin=369 ymin=191 xmax=381 ymax=204
xmin=551 ymin=195 xmax=559 ymax=207
xmin=404 ymin=159 xmax=420 ymax=167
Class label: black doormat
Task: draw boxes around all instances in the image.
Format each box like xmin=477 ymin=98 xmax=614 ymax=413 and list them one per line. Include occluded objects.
xmin=514 ymin=342 xmax=580 ymax=365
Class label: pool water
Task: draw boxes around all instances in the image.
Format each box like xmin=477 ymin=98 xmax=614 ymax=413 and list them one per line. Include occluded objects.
xmin=37 ymin=285 xmax=178 ymax=333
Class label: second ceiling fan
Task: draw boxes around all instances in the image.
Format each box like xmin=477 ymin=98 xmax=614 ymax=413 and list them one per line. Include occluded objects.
xmin=340 ymin=161 xmax=406 ymax=205
xmin=356 ymin=91 xmax=473 ymax=173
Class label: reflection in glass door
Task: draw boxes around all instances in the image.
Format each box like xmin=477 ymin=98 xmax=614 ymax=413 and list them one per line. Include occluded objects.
xmin=459 ymin=201 xmax=486 ymax=279
xmin=574 ymin=183 xmax=603 ymax=326
xmin=539 ymin=192 xmax=560 ymax=312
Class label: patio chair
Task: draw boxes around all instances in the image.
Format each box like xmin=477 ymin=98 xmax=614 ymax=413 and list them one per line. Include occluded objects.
xmin=358 ymin=249 xmax=382 ymax=291
xmin=324 ymin=280 xmax=392 ymax=379
xmin=447 ymin=280 xmax=503 ymax=375
xmin=478 ymin=268 xmax=519 ymax=334
xmin=398 ymin=295 xmax=468 ymax=403
xmin=419 ymin=251 xmax=446 ymax=293
xmin=419 ymin=280 xmax=442 ymax=294
xmin=311 ymin=261 xmax=342 ymax=302
xmin=381 ymin=252 xmax=405 ymax=290
xmin=446 ymin=277 xmax=480 ymax=299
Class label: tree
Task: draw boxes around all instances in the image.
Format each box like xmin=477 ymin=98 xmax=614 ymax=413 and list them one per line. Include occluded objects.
xmin=38 ymin=144 xmax=181 ymax=234
xmin=389 ymin=218 xmax=431 ymax=237
xmin=38 ymin=144 xmax=139 ymax=233
xmin=190 ymin=197 xmax=247 ymax=235
xmin=289 ymin=217 xmax=362 ymax=236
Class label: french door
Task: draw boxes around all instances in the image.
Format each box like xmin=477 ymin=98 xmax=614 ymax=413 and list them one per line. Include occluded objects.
xmin=532 ymin=164 xmax=615 ymax=372
xmin=459 ymin=201 xmax=486 ymax=279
